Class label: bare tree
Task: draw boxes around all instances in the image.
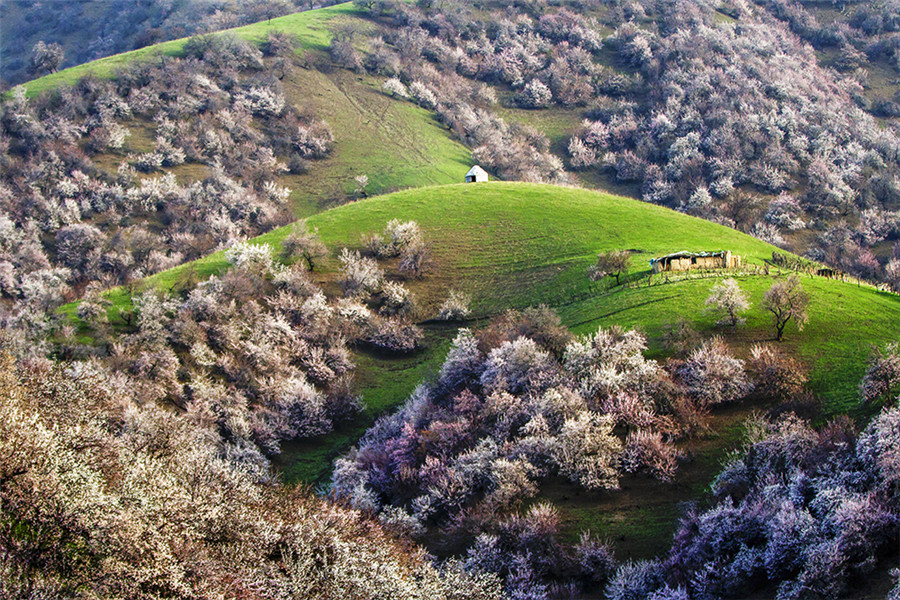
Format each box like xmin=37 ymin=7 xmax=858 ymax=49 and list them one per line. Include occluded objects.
xmin=589 ymin=250 xmax=631 ymax=286
xmin=763 ymin=275 xmax=810 ymax=341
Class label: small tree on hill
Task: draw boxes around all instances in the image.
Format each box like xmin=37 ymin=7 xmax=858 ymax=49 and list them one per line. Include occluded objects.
xmin=437 ymin=290 xmax=471 ymax=320
xmin=281 ymin=220 xmax=326 ymax=271
xmin=29 ymin=41 xmax=64 ymax=75
xmin=763 ymin=275 xmax=809 ymax=342
xmin=859 ymin=343 xmax=900 ymax=404
xmin=589 ymin=250 xmax=630 ymax=286
xmin=705 ymin=278 xmax=750 ymax=327
xmin=354 ymin=174 xmax=369 ymax=198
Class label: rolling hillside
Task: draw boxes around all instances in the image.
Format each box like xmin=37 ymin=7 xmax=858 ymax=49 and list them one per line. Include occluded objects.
xmin=7 ymin=2 xmax=900 ymax=596
xmin=15 ymin=2 xmax=900 ymax=567
xmin=70 ymin=183 xmax=900 ymax=494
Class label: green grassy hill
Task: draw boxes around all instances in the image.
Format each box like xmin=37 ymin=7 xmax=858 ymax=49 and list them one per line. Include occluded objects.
xmin=84 ymin=181 xmax=900 ymax=407
xmin=299 ymin=183 xmax=900 ymax=409
xmin=17 ymin=4 xmax=355 ymax=97
xmin=62 ymin=180 xmax=900 ymax=559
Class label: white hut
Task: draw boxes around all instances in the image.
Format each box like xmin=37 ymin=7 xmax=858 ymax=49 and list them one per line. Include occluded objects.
xmin=465 ymin=165 xmax=489 ymax=183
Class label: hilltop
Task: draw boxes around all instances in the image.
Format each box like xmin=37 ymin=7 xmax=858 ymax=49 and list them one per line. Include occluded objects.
xmin=151 ymin=182 xmax=900 ymax=402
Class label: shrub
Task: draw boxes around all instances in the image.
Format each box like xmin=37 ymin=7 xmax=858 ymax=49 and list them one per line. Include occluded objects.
xmin=0 ymin=356 xmax=503 ymax=600
xmin=749 ymin=344 xmax=807 ymax=403
xmin=383 ymin=77 xmax=409 ymax=98
xmin=660 ymin=317 xmax=699 ymax=355
xmin=366 ymin=219 xmax=423 ymax=258
xmin=234 ymin=85 xmax=286 ymax=117
xmin=669 ymin=408 xmax=900 ymax=599
xmin=678 ymin=337 xmax=752 ymax=408
xmin=339 ymin=248 xmax=384 ymax=297
xmin=576 ymin=532 xmax=616 ymax=586
xmin=367 ymin=317 xmax=424 ymax=352
xmin=379 ymin=280 xmax=415 ymax=316
xmin=479 ymin=306 xmax=573 ymax=358
xmin=438 ymin=290 xmax=472 ymax=320
xmin=605 ymin=560 xmax=665 ymax=600
xmin=281 ymin=220 xmax=327 ymax=271
xmin=564 ymin=326 xmax=658 ymax=401
xmin=552 ymin=411 xmax=621 ymax=490
xmin=294 ymin=121 xmax=335 ymax=159
xmin=225 ymin=241 xmax=273 ymax=275
xmin=409 ymin=81 xmax=438 ymax=109
xmin=480 ymin=337 xmax=558 ymax=395
xmin=859 ymin=343 xmax=900 ymax=404
xmin=399 ymin=238 xmax=431 ymax=279
xmin=705 ymin=278 xmax=751 ymax=327
xmin=517 ymin=79 xmax=553 ymax=108
xmin=437 ymin=328 xmax=484 ymax=393
xmin=29 ymin=41 xmax=64 ymax=75
xmin=621 ymin=429 xmax=679 ymax=481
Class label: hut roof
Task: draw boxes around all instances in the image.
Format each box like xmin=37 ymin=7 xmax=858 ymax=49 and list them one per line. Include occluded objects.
xmin=466 ymin=165 xmax=489 ymax=178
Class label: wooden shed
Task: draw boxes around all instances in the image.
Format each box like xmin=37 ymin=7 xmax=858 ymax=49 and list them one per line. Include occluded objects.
xmin=649 ymin=250 xmax=740 ymax=273
xmin=465 ymin=165 xmax=489 ymax=183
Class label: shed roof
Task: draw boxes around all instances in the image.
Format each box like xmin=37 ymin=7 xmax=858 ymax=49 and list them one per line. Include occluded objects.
xmin=466 ymin=165 xmax=489 ymax=177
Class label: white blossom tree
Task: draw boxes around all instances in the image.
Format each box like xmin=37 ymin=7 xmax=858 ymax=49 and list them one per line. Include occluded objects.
xmin=705 ymin=278 xmax=751 ymax=327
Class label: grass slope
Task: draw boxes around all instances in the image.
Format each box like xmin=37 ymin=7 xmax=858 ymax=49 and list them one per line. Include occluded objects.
xmin=76 ymin=181 xmax=900 ymax=444
xmin=63 ymin=181 xmax=900 ymax=556
xmin=279 ymin=68 xmax=472 ymax=215
xmin=300 ymin=183 xmax=900 ymax=409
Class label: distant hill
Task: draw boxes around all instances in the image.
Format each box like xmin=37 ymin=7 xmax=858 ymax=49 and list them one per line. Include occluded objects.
xmin=14 ymin=3 xmax=472 ymax=210
xmin=0 ymin=0 xmax=342 ymax=87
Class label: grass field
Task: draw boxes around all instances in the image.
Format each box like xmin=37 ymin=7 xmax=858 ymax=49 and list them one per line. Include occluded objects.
xmin=279 ymin=68 xmax=473 ymax=215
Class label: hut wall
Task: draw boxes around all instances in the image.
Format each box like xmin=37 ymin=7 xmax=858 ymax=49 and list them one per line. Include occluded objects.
xmin=653 ymin=252 xmax=740 ymax=273
xmin=671 ymin=257 xmax=693 ymax=271
xmin=695 ymin=256 xmax=722 ymax=269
